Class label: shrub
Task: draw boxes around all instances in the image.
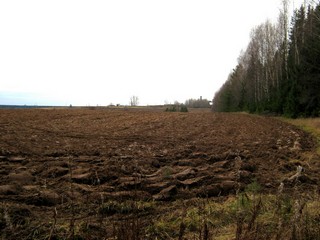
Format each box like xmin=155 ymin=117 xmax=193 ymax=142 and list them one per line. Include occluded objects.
xmin=180 ymin=105 xmax=188 ymax=112
xmin=165 ymin=105 xmax=188 ymax=112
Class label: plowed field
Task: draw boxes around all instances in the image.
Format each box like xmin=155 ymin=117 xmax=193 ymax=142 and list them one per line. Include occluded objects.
xmin=0 ymin=108 xmax=318 ymax=239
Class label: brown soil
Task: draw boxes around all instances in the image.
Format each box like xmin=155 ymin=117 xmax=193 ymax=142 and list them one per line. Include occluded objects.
xmin=0 ymin=108 xmax=318 ymax=239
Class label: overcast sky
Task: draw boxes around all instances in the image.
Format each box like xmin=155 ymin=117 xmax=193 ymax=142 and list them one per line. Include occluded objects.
xmin=0 ymin=0 xmax=305 ymax=106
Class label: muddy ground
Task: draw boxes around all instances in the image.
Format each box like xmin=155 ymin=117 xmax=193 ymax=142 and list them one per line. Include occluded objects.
xmin=0 ymin=108 xmax=318 ymax=239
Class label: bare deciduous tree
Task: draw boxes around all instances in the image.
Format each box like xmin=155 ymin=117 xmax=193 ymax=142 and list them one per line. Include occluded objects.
xmin=130 ymin=96 xmax=139 ymax=106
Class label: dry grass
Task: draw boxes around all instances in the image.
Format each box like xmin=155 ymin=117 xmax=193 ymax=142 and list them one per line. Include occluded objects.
xmin=281 ymin=117 xmax=320 ymax=154
xmin=145 ymin=186 xmax=320 ymax=239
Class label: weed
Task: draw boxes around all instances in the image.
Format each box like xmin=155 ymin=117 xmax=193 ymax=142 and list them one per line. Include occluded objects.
xmin=48 ymin=207 xmax=57 ymax=240
xmin=245 ymin=180 xmax=262 ymax=194
xmin=113 ymin=218 xmax=144 ymax=240
xmin=99 ymin=200 xmax=155 ymax=216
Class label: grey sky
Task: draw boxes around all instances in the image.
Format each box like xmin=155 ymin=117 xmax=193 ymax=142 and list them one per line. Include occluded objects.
xmin=0 ymin=0 xmax=305 ymax=106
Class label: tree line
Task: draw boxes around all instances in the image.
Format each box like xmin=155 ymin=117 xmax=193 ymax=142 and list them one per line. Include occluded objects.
xmin=212 ymin=1 xmax=320 ymax=117
xmin=185 ymin=97 xmax=211 ymax=108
